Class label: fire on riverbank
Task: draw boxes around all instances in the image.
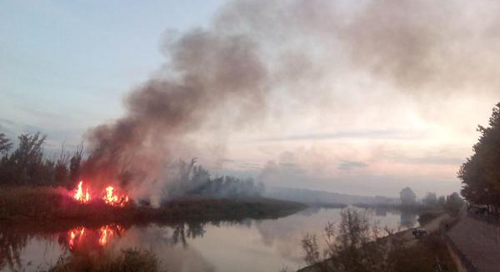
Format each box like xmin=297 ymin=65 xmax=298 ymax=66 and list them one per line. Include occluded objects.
xmin=72 ymin=181 xmax=129 ymax=207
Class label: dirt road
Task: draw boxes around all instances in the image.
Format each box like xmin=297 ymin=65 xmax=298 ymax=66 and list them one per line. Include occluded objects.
xmin=401 ymin=213 xmax=451 ymax=246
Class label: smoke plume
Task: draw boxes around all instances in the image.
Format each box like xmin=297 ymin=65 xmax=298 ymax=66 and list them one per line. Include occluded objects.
xmin=83 ymin=0 xmax=500 ymax=201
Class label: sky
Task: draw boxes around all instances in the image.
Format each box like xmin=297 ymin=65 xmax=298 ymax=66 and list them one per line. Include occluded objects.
xmin=2 ymin=0 xmax=499 ymax=198
xmin=0 ymin=0 xmax=225 ymax=146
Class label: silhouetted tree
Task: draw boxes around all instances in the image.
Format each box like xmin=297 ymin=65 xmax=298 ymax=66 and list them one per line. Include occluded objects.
xmin=7 ymin=133 xmax=46 ymax=184
xmin=0 ymin=133 xmax=85 ymax=185
xmin=444 ymin=192 xmax=465 ymax=216
xmin=399 ymin=187 xmax=416 ymax=206
xmin=166 ymin=159 xmax=265 ymax=199
xmin=54 ymin=144 xmax=70 ymax=184
xmin=0 ymin=133 xmax=12 ymax=154
xmin=459 ymin=102 xmax=500 ymax=213
xmin=69 ymin=143 xmax=84 ymax=183
xmin=438 ymin=195 xmax=446 ymax=207
xmin=422 ymin=192 xmax=438 ymax=207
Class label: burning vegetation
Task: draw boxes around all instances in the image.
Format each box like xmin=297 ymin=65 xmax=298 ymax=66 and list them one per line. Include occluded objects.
xmin=72 ymin=181 xmax=130 ymax=207
xmin=73 ymin=181 xmax=90 ymax=204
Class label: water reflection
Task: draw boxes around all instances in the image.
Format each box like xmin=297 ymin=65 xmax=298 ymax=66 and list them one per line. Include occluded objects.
xmin=370 ymin=207 xmax=418 ymax=229
xmin=0 ymin=220 xmax=242 ymax=272
xmin=0 ymin=208 xmax=418 ymax=272
xmin=375 ymin=207 xmax=387 ymax=216
xmin=0 ymin=227 xmax=29 ymax=270
xmin=171 ymin=222 xmax=206 ymax=248
xmin=62 ymin=224 xmax=126 ymax=252
xmin=400 ymin=210 xmax=418 ymax=229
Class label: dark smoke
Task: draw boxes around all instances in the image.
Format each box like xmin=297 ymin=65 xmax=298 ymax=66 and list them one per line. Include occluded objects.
xmin=83 ymin=29 xmax=269 ymax=187
xmin=83 ymin=0 xmax=500 ymax=201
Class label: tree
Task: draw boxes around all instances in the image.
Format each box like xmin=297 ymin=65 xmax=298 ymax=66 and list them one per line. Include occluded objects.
xmin=399 ymin=187 xmax=416 ymax=206
xmin=422 ymin=192 xmax=438 ymax=207
xmin=444 ymin=192 xmax=465 ymax=216
xmin=69 ymin=143 xmax=84 ymax=183
xmin=0 ymin=133 xmax=86 ymax=185
xmin=437 ymin=195 xmax=446 ymax=207
xmin=53 ymin=143 xmax=70 ymax=184
xmin=9 ymin=133 xmax=46 ymax=184
xmin=302 ymin=208 xmax=396 ymax=272
xmin=459 ymin=102 xmax=500 ymax=212
xmin=0 ymin=133 xmax=12 ymax=154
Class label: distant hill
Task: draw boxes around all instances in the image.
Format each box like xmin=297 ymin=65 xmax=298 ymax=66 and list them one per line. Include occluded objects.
xmin=264 ymin=187 xmax=399 ymax=206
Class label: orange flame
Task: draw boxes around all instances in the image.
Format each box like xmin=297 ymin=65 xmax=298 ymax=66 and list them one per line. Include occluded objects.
xmin=72 ymin=181 xmax=129 ymax=207
xmin=102 ymin=186 xmax=129 ymax=207
xmin=73 ymin=181 xmax=91 ymax=203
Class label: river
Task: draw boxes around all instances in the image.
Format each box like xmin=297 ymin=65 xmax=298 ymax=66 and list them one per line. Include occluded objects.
xmin=0 ymin=207 xmax=418 ymax=272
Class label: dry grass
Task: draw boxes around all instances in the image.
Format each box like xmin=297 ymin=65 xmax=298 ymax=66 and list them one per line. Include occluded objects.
xmin=389 ymin=233 xmax=458 ymax=272
xmin=0 ymin=186 xmax=306 ymax=226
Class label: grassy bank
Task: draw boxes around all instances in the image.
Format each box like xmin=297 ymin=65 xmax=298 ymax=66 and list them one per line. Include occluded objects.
xmin=297 ymin=207 xmax=457 ymax=272
xmin=0 ymin=186 xmax=306 ymax=228
xmin=418 ymin=210 xmax=444 ymax=226
xmin=299 ymin=232 xmax=457 ymax=272
xmin=389 ymin=233 xmax=457 ymax=272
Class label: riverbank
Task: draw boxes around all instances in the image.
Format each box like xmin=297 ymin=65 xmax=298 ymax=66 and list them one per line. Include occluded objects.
xmin=298 ymin=212 xmax=457 ymax=272
xmin=0 ymin=186 xmax=306 ymax=229
xmin=0 ymin=203 xmax=413 ymax=272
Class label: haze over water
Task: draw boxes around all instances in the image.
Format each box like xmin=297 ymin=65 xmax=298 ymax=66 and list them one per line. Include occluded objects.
xmin=0 ymin=208 xmax=417 ymax=272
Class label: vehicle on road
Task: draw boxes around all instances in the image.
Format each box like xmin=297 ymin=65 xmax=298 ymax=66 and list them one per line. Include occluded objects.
xmin=412 ymin=228 xmax=428 ymax=238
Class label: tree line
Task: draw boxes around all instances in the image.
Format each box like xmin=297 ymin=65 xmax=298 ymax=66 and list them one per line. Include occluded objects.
xmin=398 ymin=103 xmax=500 ymax=215
xmin=0 ymin=132 xmax=265 ymax=199
xmin=399 ymin=187 xmax=464 ymax=215
xmin=166 ymin=158 xmax=265 ymax=199
xmin=0 ymin=132 xmax=82 ymax=186
xmin=459 ymin=102 xmax=500 ymax=214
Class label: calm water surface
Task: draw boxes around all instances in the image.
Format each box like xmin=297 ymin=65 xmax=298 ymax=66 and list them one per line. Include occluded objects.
xmin=0 ymin=208 xmax=418 ymax=272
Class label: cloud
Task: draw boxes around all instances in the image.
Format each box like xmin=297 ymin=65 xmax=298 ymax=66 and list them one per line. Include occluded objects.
xmin=338 ymin=160 xmax=368 ymax=170
xmin=395 ymin=156 xmax=464 ymax=166
xmin=245 ymin=129 xmax=424 ymax=143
